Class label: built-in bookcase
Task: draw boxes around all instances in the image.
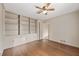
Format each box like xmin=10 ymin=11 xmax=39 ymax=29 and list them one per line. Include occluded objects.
xmin=4 ymin=11 xmax=38 ymax=49
xmin=20 ymin=16 xmax=29 ymax=35
xmin=5 ymin=11 xmax=18 ymax=37
xmin=5 ymin=11 xmax=37 ymax=37
xmin=30 ymin=18 xmax=36 ymax=33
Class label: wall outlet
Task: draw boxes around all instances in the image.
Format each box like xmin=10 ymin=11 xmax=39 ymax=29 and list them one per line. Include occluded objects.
xmin=60 ymin=40 xmax=66 ymax=42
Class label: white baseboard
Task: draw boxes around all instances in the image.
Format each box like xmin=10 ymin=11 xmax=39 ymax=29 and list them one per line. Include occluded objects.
xmin=49 ymin=39 xmax=79 ymax=48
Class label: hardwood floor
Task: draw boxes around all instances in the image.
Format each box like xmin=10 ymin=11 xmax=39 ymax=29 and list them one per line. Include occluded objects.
xmin=2 ymin=39 xmax=79 ymax=56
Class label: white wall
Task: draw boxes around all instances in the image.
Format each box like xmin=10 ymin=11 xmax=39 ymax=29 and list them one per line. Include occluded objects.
xmin=46 ymin=10 xmax=79 ymax=48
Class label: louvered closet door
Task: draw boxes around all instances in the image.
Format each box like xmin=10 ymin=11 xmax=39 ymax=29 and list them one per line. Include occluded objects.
xmin=20 ymin=16 xmax=29 ymax=35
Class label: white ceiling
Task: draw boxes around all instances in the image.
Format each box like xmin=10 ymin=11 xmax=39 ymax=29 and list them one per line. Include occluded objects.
xmin=4 ymin=3 xmax=79 ymax=20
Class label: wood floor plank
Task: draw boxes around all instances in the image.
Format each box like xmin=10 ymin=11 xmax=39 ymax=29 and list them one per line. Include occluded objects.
xmin=2 ymin=40 xmax=79 ymax=56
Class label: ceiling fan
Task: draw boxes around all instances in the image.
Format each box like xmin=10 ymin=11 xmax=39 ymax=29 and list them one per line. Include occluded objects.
xmin=35 ymin=3 xmax=55 ymax=15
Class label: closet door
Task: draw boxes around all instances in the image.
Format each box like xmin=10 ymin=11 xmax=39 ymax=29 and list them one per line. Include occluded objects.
xmin=30 ymin=18 xmax=37 ymax=33
xmin=20 ymin=16 xmax=29 ymax=35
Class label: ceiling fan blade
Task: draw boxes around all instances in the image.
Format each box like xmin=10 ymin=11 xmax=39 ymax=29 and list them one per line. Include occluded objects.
xmin=37 ymin=10 xmax=43 ymax=14
xmin=42 ymin=3 xmax=51 ymax=9
xmin=46 ymin=3 xmax=51 ymax=7
xmin=35 ymin=6 xmax=42 ymax=9
xmin=47 ymin=8 xmax=55 ymax=11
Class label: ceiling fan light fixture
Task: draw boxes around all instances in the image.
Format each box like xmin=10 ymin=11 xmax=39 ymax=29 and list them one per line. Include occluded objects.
xmin=35 ymin=3 xmax=55 ymax=15
xmin=42 ymin=10 xmax=48 ymax=14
